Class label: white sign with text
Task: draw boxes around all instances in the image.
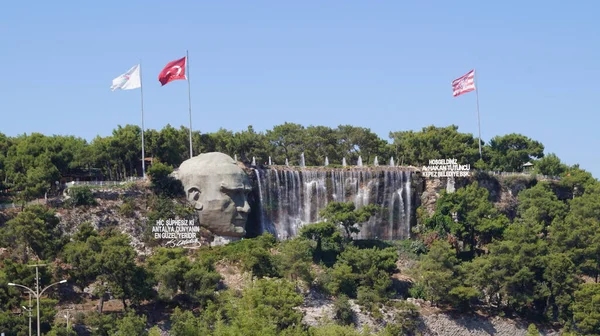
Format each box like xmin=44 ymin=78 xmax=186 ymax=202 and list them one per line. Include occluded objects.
xmin=151 ymin=218 xmax=200 ymax=247
xmin=421 ymin=158 xmax=471 ymax=177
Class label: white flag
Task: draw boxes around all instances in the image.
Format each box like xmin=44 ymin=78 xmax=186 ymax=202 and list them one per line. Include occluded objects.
xmin=111 ymin=64 xmax=141 ymax=91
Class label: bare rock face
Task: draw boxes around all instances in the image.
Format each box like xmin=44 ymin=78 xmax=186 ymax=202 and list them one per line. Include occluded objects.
xmin=173 ymin=152 xmax=252 ymax=243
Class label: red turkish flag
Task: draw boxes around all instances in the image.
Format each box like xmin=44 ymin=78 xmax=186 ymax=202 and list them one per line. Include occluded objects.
xmin=158 ymin=56 xmax=187 ymax=86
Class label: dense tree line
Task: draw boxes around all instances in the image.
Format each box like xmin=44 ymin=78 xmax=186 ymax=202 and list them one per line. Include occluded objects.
xmin=0 ymin=123 xmax=556 ymax=202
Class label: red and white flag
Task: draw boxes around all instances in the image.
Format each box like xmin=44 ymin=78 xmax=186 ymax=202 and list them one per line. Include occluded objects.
xmin=158 ymin=56 xmax=187 ymax=86
xmin=452 ymin=69 xmax=476 ymax=97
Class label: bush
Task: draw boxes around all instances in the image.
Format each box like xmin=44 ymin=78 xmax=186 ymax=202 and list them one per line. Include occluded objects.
xmin=148 ymin=162 xmax=184 ymax=197
xmin=67 ymin=186 xmax=97 ymax=206
xmin=119 ymin=199 xmax=135 ymax=217
xmin=208 ymin=234 xmax=279 ymax=278
xmin=408 ymin=282 xmax=427 ymax=300
xmin=333 ymin=294 xmax=355 ymax=326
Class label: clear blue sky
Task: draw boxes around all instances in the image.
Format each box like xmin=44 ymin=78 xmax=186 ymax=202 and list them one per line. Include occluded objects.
xmin=0 ymin=1 xmax=598 ymax=177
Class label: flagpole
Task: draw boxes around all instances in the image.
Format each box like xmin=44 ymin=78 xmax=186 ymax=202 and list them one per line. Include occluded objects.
xmin=475 ymin=69 xmax=482 ymax=160
xmin=140 ymin=60 xmax=146 ymax=178
xmin=186 ymin=50 xmax=193 ymax=159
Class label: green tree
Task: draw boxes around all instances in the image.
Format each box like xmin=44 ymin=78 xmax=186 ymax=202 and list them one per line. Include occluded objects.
xmin=266 ymin=123 xmax=307 ymax=165
xmin=319 ymin=202 xmax=380 ymax=239
xmin=573 ymin=283 xmax=600 ymax=335
xmin=389 ymin=125 xmax=480 ymax=166
xmin=415 ymin=240 xmax=477 ymax=307
xmin=147 ymin=162 xmax=184 ymax=197
xmin=560 ymin=165 xmax=597 ymax=198
xmin=61 ymin=224 xmax=103 ymax=290
xmin=299 ymin=222 xmax=343 ymax=264
xmin=0 ymin=204 xmax=65 ymax=261
xmin=466 ymin=218 xmax=548 ymax=315
xmin=304 ymin=126 xmax=340 ymax=166
xmin=115 ymin=311 xmax=148 ymax=336
xmin=549 ymin=184 xmax=600 ymax=281
xmin=534 ymin=153 xmax=567 ymax=177
xmin=276 ymin=238 xmax=313 ymax=282
xmin=526 ymin=323 xmax=540 ymax=336
xmin=336 ymin=125 xmax=386 ymax=164
xmin=98 ymin=232 xmax=153 ymax=309
xmin=146 ymin=248 xmax=191 ymax=301
xmin=230 ymin=125 xmax=269 ymax=163
xmin=428 ymin=182 xmax=509 ymax=255
xmin=488 ymin=133 xmax=544 ymax=172
xmin=517 ymin=181 xmax=568 ymax=233
xmin=183 ymin=257 xmax=222 ymax=306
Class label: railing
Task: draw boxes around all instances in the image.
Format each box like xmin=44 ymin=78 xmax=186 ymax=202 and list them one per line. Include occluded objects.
xmin=64 ymin=177 xmax=146 ymax=187
xmin=483 ymin=171 xmax=561 ymax=181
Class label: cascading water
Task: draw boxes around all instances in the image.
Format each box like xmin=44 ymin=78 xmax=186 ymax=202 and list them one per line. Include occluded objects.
xmin=325 ymin=157 xmax=329 ymax=166
xmin=234 ymin=154 xmax=237 ymax=161
xmin=269 ymin=156 xmax=272 ymax=165
xmin=252 ymin=157 xmax=256 ymax=166
xmin=253 ymin=167 xmax=414 ymax=240
xmin=300 ymin=153 xmax=305 ymax=167
xmin=285 ymin=158 xmax=289 ymax=166
xmin=357 ymin=156 xmax=363 ymax=167
xmin=342 ymin=158 xmax=347 ymax=167
xmin=374 ymin=156 xmax=379 ymax=166
xmin=253 ymin=168 xmax=267 ymax=234
xmin=389 ymin=157 xmax=395 ymax=167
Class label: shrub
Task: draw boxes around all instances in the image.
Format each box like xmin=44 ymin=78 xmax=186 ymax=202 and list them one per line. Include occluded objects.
xmin=67 ymin=186 xmax=97 ymax=206
xmin=147 ymin=162 xmax=184 ymax=197
xmin=119 ymin=198 xmax=135 ymax=217
xmin=333 ymin=294 xmax=355 ymax=326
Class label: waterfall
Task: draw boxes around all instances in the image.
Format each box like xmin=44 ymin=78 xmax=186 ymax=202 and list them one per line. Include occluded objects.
xmin=254 ymin=167 xmax=414 ymax=240
xmin=342 ymin=158 xmax=347 ymax=167
xmin=325 ymin=157 xmax=329 ymax=166
xmin=234 ymin=154 xmax=237 ymax=161
xmin=253 ymin=169 xmax=267 ymax=233
xmin=300 ymin=153 xmax=306 ymax=167
xmin=269 ymin=156 xmax=272 ymax=165
xmin=374 ymin=156 xmax=379 ymax=166
xmin=389 ymin=157 xmax=395 ymax=167
xmin=252 ymin=157 xmax=256 ymax=166
xmin=285 ymin=158 xmax=289 ymax=166
xmin=357 ymin=156 xmax=363 ymax=167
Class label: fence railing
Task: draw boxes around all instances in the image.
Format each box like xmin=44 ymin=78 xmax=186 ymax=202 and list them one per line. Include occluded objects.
xmin=64 ymin=177 xmax=146 ymax=187
xmin=483 ymin=171 xmax=561 ymax=181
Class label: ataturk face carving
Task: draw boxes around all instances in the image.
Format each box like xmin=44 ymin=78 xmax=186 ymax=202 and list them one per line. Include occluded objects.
xmin=176 ymin=152 xmax=252 ymax=237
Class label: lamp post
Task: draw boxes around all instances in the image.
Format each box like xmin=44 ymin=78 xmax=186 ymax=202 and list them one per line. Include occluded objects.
xmin=63 ymin=306 xmax=74 ymax=333
xmin=8 ymin=264 xmax=67 ymax=336
xmin=21 ymin=293 xmax=32 ymax=336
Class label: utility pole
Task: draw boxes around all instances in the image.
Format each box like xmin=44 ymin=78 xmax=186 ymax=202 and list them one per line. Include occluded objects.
xmin=8 ymin=264 xmax=67 ymax=336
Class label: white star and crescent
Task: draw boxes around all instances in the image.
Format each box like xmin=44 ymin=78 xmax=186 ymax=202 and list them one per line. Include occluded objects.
xmin=166 ymin=65 xmax=183 ymax=78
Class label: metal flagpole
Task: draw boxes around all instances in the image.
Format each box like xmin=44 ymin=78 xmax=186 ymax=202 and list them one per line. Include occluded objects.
xmin=186 ymin=50 xmax=193 ymax=159
xmin=474 ymin=69 xmax=482 ymax=160
xmin=140 ymin=60 xmax=146 ymax=178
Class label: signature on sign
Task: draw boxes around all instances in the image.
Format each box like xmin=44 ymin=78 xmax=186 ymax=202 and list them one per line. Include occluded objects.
xmin=164 ymin=238 xmax=200 ymax=248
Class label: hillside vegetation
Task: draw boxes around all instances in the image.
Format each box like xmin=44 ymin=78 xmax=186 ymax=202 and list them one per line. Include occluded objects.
xmin=0 ymin=124 xmax=598 ymax=335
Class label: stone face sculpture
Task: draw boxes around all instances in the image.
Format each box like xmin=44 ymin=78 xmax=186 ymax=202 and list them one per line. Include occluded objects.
xmin=174 ymin=152 xmax=252 ymax=240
